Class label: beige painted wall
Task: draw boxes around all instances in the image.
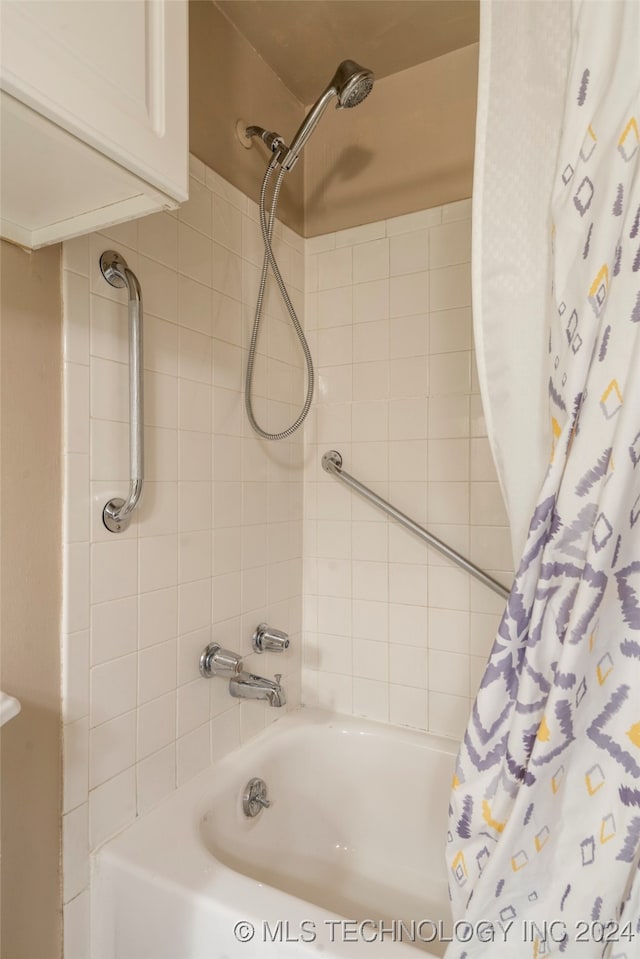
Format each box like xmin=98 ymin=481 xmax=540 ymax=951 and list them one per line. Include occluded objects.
xmin=304 ymin=43 xmax=478 ymax=236
xmin=190 ymin=0 xmax=306 ymax=233
xmin=191 ymin=5 xmax=477 ymax=238
xmin=0 ymin=240 xmax=62 ymax=959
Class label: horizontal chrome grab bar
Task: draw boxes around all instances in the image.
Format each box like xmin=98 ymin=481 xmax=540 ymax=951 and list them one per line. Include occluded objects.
xmin=321 ymin=450 xmax=510 ymax=602
xmin=100 ymin=251 xmax=144 ymax=533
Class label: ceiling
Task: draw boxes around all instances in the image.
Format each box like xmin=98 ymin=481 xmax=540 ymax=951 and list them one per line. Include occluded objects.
xmin=214 ymin=1 xmax=479 ymax=104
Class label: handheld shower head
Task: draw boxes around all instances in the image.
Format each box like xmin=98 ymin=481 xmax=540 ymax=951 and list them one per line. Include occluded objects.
xmin=331 ymin=59 xmax=375 ymax=109
xmin=281 ymin=59 xmax=374 ymax=171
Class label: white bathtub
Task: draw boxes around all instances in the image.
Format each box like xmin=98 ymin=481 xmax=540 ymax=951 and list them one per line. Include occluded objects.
xmin=92 ymin=708 xmax=457 ymax=959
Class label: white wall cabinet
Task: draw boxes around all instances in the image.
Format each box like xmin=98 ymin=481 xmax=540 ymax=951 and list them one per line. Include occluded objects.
xmin=0 ymin=0 xmax=188 ymax=249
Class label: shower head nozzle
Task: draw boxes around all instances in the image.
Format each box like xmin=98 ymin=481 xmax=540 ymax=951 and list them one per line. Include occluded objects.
xmin=281 ymin=59 xmax=374 ymax=171
xmin=331 ymin=59 xmax=375 ymax=109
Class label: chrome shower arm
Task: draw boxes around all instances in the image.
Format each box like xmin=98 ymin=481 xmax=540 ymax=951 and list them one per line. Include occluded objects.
xmin=245 ymin=126 xmax=287 ymax=157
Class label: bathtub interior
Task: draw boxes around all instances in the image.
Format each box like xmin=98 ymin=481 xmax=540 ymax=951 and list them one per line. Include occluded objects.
xmin=199 ymin=715 xmax=456 ymax=953
xmin=92 ymin=711 xmax=459 ymax=959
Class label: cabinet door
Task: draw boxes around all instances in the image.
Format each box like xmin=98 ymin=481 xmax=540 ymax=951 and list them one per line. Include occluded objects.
xmin=0 ymin=0 xmax=188 ymax=202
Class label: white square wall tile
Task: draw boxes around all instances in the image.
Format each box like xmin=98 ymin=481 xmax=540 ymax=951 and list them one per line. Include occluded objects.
xmin=64 ymin=890 xmax=90 ymax=959
xmin=179 ymin=223 xmax=212 ymax=286
xmin=140 ymin=535 xmax=179 ymax=592
xmin=428 ymin=691 xmax=470 ymax=741
xmin=427 ymin=439 xmax=469 ymax=483
xmin=353 ymin=677 xmax=388 ymax=722
xmin=429 ymin=220 xmax=472 ymax=270
xmin=140 ymin=586 xmax=178 ymax=648
xmin=64 ymin=543 xmax=90 ymax=635
xmin=317 ymin=287 xmax=352 ymax=329
xmin=353 ymin=320 xmax=389 ymax=363
xmin=389 ymin=685 xmax=428 ymax=730
xmin=137 ymin=744 xmax=176 ymax=814
xmin=429 ymin=352 xmax=472 ymax=395
xmin=429 ymin=264 xmax=472 ymax=312
xmin=388 ymin=603 xmax=428 ymax=647
xmin=89 ymin=767 xmax=136 ymax=849
xmin=352 ymin=600 xmax=388 ymax=642
xmin=427 ymin=566 xmax=470 ymax=613
xmin=335 ymin=221 xmax=385 ymax=247
xmin=470 ymin=611 xmax=500 ymax=658
xmin=353 ymin=638 xmax=388 ymax=682
xmin=212 ymin=243 xmax=242 ymax=300
xmin=180 ymin=176 xmax=213 ymax=236
xmin=389 ymin=230 xmax=428 ymax=277
xmin=428 ymin=649 xmax=469 ymax=698
xmin=179 ymin=578 xmax=211 ymax=634
xmin=211 ymin=706 xmax=241 ymax=762
xmin=429 ymin=308 xmax=472 ymax=355
xmin=63 ymin=630 xmax=90 ymax=723
xmin=138 ymin=638 xmax=177 ymax=704
xmin=388 ymin=399 xmax=427 ymax=440
xmin=389 ymin=644 xmax=427 ymax=688
xmin=145 ymin=315 xmax=179 ymax=377
xmin=89 ymin=711 xmax=136 ymax=788
xmin=353 ymin=238 xmax=389 ymax=283
xmin=317 ymin=247 xmax=352 ymax=290
xmin=179 ymin=275 xmax=212 ymax=336
xmin=315 ymin=670 xmax=353 ymax=713
xmin=428 ymin=395 xmax=470 ymax=439
xmin=90 ymin=654 xmax=137 ymax=726
xmin=63 ymin=234 xmax=89 ymax=276
xmin=386 ymin=208 xmax=441 ymax=235
xmin=63 ymin=717 xmax=89 ymax=814
xmin=316 ymin=633 xmax=352 ymax=675
xmin=144 ymin=371 xmax=179 ymax=430
xmin=65 ymin=363 xmax=90 ymax=453
xmin=442 ymin=198 xmax=472 ymax=223
xmin=90 ymin=294 xmax=128 ymax=364
xmin=63 ymin=803 xmax=89 ymax=903
xmin=138 ymin=691 xmax=177 ymax=760
xmin=63 ymin=271 xmax=90 ymax=364
xmin=390 ymin=272 xmax=429 ymax=318
xmin=137 ymin=256 xmax=178 ymax=324
xmin=177 ymin=679 xmax=211 ymax=737
xmin=428 ymin=607 xmax=470 ymax=655
xmin=470 ymin=483 xmax=509 ymax=527
xmin=389 ymin=314 xmax=428 ymax=359
xmin=213 ymin=193 xmax=242 ymax=253
xmin=353 ymin=279 xmax=389 ymax=324
xmin=138 ymin=211 xmax=179 ymax=268
xmin=389 ymin=563 xmax=427 ymax=605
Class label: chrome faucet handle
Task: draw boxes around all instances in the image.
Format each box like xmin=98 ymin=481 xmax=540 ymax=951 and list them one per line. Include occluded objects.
xmin=275 ymin=674 xmax=282 ymax=685
xmin=252 ymin=623 xmax=290 ymax=654
xmin=199 ymin=643 xmax=243 ymax=679
xmin=243 ymin=777 xmax=271 ymax=817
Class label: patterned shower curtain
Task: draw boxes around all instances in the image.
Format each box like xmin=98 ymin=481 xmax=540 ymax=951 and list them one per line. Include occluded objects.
xmin=446 ymin=3 xmax=640 ymax=956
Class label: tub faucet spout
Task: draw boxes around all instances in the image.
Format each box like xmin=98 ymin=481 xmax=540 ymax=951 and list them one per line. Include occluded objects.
xmin=229 ymin=671 xmax=287 ymax=708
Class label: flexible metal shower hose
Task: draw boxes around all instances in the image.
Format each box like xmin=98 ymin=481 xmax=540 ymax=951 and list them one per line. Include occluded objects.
xmin=245 ymin=159 xmax=314 ymax=440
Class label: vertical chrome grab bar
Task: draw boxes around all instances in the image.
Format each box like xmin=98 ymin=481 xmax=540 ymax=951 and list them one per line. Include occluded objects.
xmin=99 ymin=251 xmax=144 ymax=533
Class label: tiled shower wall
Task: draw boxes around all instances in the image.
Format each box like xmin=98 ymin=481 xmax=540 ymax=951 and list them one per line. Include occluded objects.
xmin=302 ymin=200 xmax=514 ymax=740
xmin=61 ymin=157 xmax=303 ymax=952
xmin=61 ymin=170 xmax=514 ymax=952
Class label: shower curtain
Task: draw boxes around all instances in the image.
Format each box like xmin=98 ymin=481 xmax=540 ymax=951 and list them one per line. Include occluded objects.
xmin=447 ymin=2 xmax=640 ymax=956
xmin=471 ymin=0 xmax=571 ymax=565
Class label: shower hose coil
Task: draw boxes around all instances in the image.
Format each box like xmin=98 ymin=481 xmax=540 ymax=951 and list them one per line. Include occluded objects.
xmin=245 ymin=159 xmax=314 ymax=441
